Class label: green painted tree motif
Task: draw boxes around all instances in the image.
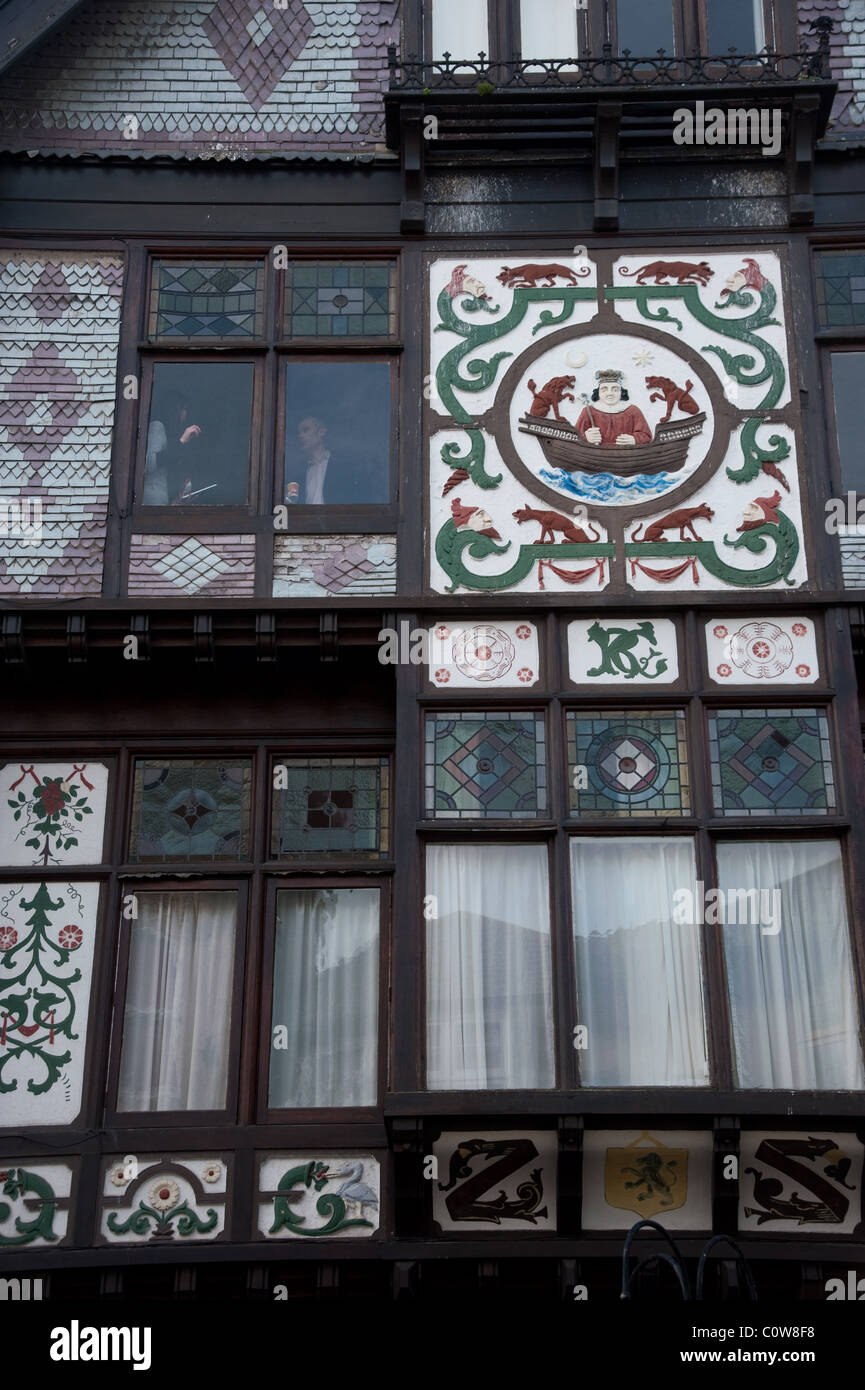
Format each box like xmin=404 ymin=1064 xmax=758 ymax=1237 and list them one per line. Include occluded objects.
xmin=0 ymin=1167 xmax=58 ymax=1246
xmin=269 ymin=1160 xmax=374 ymax=1237
xmin=7 ymin=768 xmax=94 ymax=865
xmin=107 ymin=1199 xmax=217 ymax=1239
xmin=0 ymin=883 xmax=82 ymax=1097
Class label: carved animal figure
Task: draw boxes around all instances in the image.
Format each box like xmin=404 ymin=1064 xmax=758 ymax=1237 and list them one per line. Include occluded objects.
xmin=526 ymin=375 xmax=575 ymax=421
xmin=513 ymin=504 xmax=599 ymax=544
xmin=620 ymin=260 xmax=713 ymax=286
xmin=497 ymin=262 xmax=581 ymax=288
xmin=632 ymin=503 xmax=715 ymax=543
xmin=645 ymin=375 xmax=700 ymax=423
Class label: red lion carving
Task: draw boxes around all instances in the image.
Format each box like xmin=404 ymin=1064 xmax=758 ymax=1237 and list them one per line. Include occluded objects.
xmin=645 ymin=375 xmax=700 ymax=423
xmin=513 ymin=505 xmax=600 ymax=544
xmin=526 ymin=375 xmax=575 ymax=421
xmin=620 ymin=260 xmax=713 ymax=286
xmin=632 ymin=503 xmax=715 ymax=543
xmin=497 ymin=262 xmax=583 ymax=288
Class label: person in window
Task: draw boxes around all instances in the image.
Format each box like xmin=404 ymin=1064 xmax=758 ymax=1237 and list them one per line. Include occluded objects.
xmin=143 ymin=390 xmax=206 ymax=504
xmin=574 ymin=369 xmax=651 ymax=447
xmin=287 ymin=414 xmax=362 ymax=505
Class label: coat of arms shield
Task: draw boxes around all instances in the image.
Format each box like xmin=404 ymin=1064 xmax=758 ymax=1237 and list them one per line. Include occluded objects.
xmin=604 ymin=1132 xmax=688 ymax=1218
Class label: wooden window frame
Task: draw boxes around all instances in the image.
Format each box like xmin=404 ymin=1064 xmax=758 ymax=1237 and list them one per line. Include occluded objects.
xmin=105 ymin=879 xmax=250 ymax=1128
xmin=256 ymin=876 xmax=390 ymax=1123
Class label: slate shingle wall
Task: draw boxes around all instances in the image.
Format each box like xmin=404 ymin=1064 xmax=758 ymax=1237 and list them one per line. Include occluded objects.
xmin=799 ymin=0 xmax=865 ymax=134
xmin=0 ymin=0 xmax=398 ymax=156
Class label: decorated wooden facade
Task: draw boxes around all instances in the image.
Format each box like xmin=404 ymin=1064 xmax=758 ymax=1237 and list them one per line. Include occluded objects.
xmin=0 ymin=0 xmax=864 ymax=1306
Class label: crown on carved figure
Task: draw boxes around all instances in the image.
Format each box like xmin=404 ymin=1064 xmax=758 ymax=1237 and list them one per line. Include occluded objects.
xmin=595 ymin=369 xmax=625 ymax=384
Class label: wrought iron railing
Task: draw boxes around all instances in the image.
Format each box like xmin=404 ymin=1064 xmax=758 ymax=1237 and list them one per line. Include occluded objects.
xmin=387 ymin=17 xmax=834 ymax=93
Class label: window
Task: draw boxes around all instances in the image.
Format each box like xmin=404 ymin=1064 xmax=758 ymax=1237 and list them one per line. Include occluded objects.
xmin=269 ymin=887 xmax=380 ymax=1107
xmin=116 ymin=889 xmax=239 ymax=1113
xmin=133 ymin=254 xmax=398 ymax=523
xmin=101 ymin=745 xmax=390 ymax=1120
xmin=425 ymin=843 xmax=555 ymax=1089
xmin=570 ymin=837 xmax=709 ymax=1086
xmin=615 ymin=0 xmax=675 ymax=55
xmin=828 ymin=352 xmax=865 ymax=493
xmin=417 ymin=634 xmax=861 ymax=1093
xmin=431 ymin=0 xmax=488 ymax=60
xmin=717 ymin=841 xmax=865 ymax=1089
xmin=706 ymin=0 xmax=765 ymax=53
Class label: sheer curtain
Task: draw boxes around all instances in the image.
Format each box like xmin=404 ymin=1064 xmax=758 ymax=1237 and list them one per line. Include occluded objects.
xmin=718 ymin=841 xmax=865 ymax=1089
xmin=426 ymin=843 xmax=555 ymax=1090
xmin=117 ymin=891 xmax=236 ymax=1111
xmin=570 ymin=837 xmax=709 ymax=1086
xmin=269 ymin=887 xmax=379 ymax=1108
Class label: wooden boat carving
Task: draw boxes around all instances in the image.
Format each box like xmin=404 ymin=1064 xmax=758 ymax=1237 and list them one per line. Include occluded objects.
xmin=518 ymin=411 xmax=706 ymax=477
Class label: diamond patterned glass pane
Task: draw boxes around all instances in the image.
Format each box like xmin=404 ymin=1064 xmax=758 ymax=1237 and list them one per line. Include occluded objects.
xmin=129 ymin=759 xmax=252 ymax=861
xmin=284 ymin=261 xmax=397 ymax=338
xmin=815 ymin=251 xmax=865 ymax=328
xmin=567 ymin=709 xmax=690 ymax=817
xmin=707 ymin=709 xmax=835 ymax=816
xmin=149 ymin=260 xmax=263 ymax=338
xmin=271 ymin=758 xmax=390 ymax=859
xmin=425 ymin=712 xmax=547 ymax=819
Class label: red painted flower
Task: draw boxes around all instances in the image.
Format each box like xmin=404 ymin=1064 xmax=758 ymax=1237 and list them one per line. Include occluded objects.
xmin=517 ymin=667 xmax=534 ymax=682
xmin=0 ymin=927 xmax=18 ymax=950
xmin=58 ymin=924 xmax=83 ymax=950
xmin=435 ymin=669 xmax=450 ymax=683
xmin=751 ymin=640 xmax=771 ymax=659
xmin=796 ymin=664 xmax=811 ymax=678
xmin=713 ymin=625 xmax=728 ymax=640
xmin=35 ymin=779 xmax=65 ymax=818
xmin=792 ymin=623 xmax=807 ymax=637
xmin=516 ymin=624 xmax=531 ymax=640
xmin=717 ymin=663 xmax=731 ymax=678
xmin=434 ymin=625 xmax=450 ymax=641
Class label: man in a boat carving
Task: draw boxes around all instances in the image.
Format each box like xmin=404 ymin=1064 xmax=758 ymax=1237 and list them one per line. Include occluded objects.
xmin=574 ymin=369 xmax=652 ymax=448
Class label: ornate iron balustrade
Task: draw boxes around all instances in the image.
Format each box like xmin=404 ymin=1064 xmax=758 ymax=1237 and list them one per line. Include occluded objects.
xmin=387 ymin=18 xmax=833 ymax=92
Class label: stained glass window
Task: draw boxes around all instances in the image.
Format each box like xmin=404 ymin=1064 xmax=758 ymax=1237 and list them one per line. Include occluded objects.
xmin=129 ymin=759 xmax=252 ymax=861
xmin=815 ymin=252 xmax=865 ymax=328
xmin=425 ymin=712 xmax=547 ymax=819
xmin=271 ymin=758 xmax=390 ymax=859
xmin=149 ymin=260 xmax=263 ymax=338
xmin=283 ymin=261 xmax=396 ymax=338
xmin=567 ymin=709 xmax=690 ymax=817
xmin=707 ymin=709 xmax=835 ymax=816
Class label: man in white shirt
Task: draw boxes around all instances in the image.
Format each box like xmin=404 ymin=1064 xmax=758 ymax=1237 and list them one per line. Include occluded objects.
xmin=296 ymin=415 xmax=331 ymax=505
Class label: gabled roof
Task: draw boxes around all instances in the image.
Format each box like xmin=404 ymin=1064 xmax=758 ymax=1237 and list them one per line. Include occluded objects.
xmin=0 ymin=0 xmax=86 ymax=76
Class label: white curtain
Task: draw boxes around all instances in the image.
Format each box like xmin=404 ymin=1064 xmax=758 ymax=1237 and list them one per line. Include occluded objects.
xmin=117 ymin=892 xmax=236 ymax=1111
xmin=718 ymin=841 xmax=865 ymax=1089
xmin=431 ymin=0 xmax=488 ymax=61
xmin=426 ymin=843 xmax=555 ymax=1089
xmin=270 ymin=888 xmax=379 ymax=1108
xmin=570 ymin=837 xmax=709 ymax=1086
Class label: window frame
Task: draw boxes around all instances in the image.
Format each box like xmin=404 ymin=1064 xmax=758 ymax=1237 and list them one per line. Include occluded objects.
xmin=105 ymin=878 xmax=250 ymax=1127
xmin=257 ymin=875 xmax=390 ymax=1123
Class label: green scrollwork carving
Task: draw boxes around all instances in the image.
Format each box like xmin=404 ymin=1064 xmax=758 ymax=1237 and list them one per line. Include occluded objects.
xmin=107 ymin=1200 xmax=218 ymax=1238
xmin=435 ymin=520 xmax=613 ymax=593
xmin=728 ymin=417 xmax=792 ymax=485
xmin=0 ymin=1167 xmax=58 ymax=1246
xmin=606 ymin=280 xmax=785 ymax=409
xmin=626 ymin=512 xmax=800 ymax=588
xmin=434 ymin=286 xmax=595 ymax=423
xmin=439 ymin=429 xmax=501 ymax=490
xmin=269 ymin=1160 xmax=373 ymax=1238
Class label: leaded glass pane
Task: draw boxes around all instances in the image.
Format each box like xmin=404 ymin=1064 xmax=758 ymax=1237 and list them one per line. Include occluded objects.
xmin=815 ymin=251 xmax=865 ymax=328
xmin=129 ymin=759 xmax=252 ymax=861
xmin=707 ymin=709 xmax=836 ymax=816
xmin=149 ymin=260 xmax=263 ymax=338
xmin=271 ymin=757 xmax=390 ymax=859
xmin=284 ymin=261 xmax=397 ymax=338
xmin=567 ymin=709 xmax=690 ymax=817
xmin=425 ymin=712 xmax=547 ymax=819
